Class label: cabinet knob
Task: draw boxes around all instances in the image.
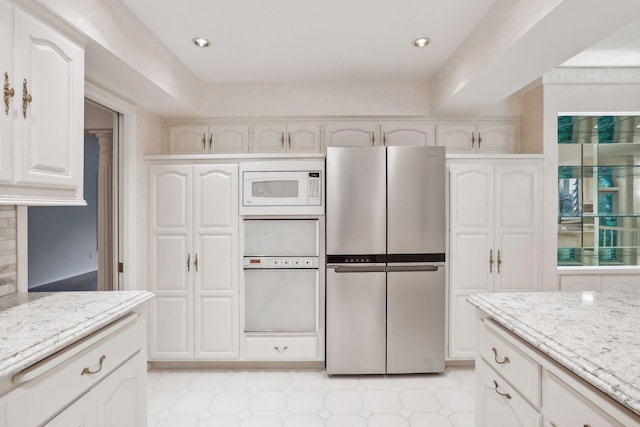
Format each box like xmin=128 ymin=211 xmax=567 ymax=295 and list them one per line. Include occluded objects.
xmin=22 ymin=79 xmax=32 ymax=119
xmin=3 ymin=72 xmax=14 ymax=115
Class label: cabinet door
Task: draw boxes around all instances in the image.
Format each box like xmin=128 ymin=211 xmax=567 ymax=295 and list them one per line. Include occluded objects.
xmin=288 ymin=123 xmax=321 ymax=152
xmin=324 ymin=122 xmax=379 ymax=147
xmin=148 ymin=165 xmax=193 ymax=359
xmin=210 ymin=124 xmax=248 ymax=153
xmin=193 ymin=165 xmax=239 ymax=359
xmin=477 ymin=123 xmax=515 ymax=154
xmin=45 ymin=391 xmax=95 ymax=427
xmin=382 ymin=122 xmax=434 ymax=146
xmin=559 ymin=275 xmax=600 ymax=291
xmin=449 ymin=163 xmax=494 ymax=359
xmin=13 ymin=9 xmax=83 ymax=190
xmin=94 ymin=353 xmax=146 ymax=427
xmin=0 ymin=1 xmax=12 ymax=184
xmin=250 ymin=124 xmax=286 ymax=153
xmin=436 ymin=124 xmax=475 ymax=153
xmin=494 ymin=163 xmax=541 ymax=292
xmin=169 ymin=125 xmax=207 ymax=154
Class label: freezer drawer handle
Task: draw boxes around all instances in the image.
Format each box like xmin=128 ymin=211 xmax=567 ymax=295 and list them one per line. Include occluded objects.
xmin=386 ymin=265 xmax=439 ymax=272
xmin=273 ymin=346 xmax=288 ymax=353
xmin=333 ymin=266 xmax=386 ymax=273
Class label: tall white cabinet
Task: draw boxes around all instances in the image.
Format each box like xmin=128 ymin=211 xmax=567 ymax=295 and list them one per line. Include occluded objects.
xmin=0 ymin=0 xmax=85 ymax=204
xmin=448 ymin=158 xmax=542 ymax=359
xmin=148 ymin=163 xmax=239 ymax=360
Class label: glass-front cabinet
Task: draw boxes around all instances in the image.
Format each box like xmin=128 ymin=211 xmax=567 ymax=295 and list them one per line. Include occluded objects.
xmin=558 ymin=115 xmax=640 ymax=266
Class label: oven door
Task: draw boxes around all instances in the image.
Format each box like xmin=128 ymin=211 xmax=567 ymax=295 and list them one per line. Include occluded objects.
xmin=244 ymin=269 xmax=318 ymax=332
xmin=243 ymin=171 xmax=308 ymax=207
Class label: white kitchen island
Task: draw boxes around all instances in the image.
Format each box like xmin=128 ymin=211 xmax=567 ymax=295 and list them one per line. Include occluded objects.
xmin=468 ymin=291 xmax=640 ymax=427
xmin=0 ymin=290 xmax=153 ymax=426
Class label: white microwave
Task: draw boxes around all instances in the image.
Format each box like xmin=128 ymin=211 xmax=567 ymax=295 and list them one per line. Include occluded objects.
xmin=240 ymin=160 xmax=325 ymax=215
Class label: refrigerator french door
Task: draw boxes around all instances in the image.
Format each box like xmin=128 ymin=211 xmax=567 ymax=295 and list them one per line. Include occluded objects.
xmin=326 ymin=146 xmax=445 ymax=375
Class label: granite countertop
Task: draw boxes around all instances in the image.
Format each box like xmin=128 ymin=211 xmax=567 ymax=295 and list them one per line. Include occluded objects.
xmin=467 ymin=291 xmax=640 ymax=416
xmin=0 ymin=290 xmax=153 ymax=381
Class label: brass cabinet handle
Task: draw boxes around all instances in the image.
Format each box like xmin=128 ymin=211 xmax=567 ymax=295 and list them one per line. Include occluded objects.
xmin=493 ymin=380 xmax=511 ymax=400
xmin=288 ymin=132 xmax=291 ymax=149
xmin=489 ymin=249 xmax=493 ymax=273
xmin=202 ymin=132 xmax=206 ymax=150
xmin=187 ymin=253 xmax=191 ymax=272
xmin=273 ymin=346 xmax=288 ymax=353
xmin=371 ymin=132 xmax=375 ymax=146
xmin=281 ymin=132 xmax=284 ymax=149
xmin=3 ymin=72 xmax=14 ymax=115
xmin=22 ymin=79 xmax=32 ymax=119
xmin=383 ymin=132 xmax=387 ymax=146
xmin=194 ymin=253 xmax=198 ymax=272
xmin=471 ymin=132 xmax=475 ymax=148
xmin=81 ymin=355 xmax=106 ymax=376
xmin=492 ymin=347 xmax=510 ymax=365
xmin=209 ymin=133 xmax=213 ymax=150
xmin=497 ymin=250 xmax=502 ymax=274
xmin=478 ymin=132 xmax=482 ymax=148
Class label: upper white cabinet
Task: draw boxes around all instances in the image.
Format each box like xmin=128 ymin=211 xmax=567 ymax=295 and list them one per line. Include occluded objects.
xmin=325 ymin=121 xmax=435 ymax=148
xmin=169 ymin=125 xmax=249 ymax=154
xmin=436 ymin=122 xmax=516 ymax=154
xmin=381 ymin=122 xmax=434 ymax=146
xmin=148 ymin=163 xmax=239 ymax=361
xmin=251 ymin=123 xmax=321 ymax=153
xmin=0 ymin=1 xmax=84 ymax=204
xmin=449 ymin=159 xmax=542 ymax=359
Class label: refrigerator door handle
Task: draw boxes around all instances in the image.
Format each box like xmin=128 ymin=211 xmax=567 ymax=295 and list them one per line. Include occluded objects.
xmin=386 ymin=265 xmax=439 ymax=272
xmin=331 ymin=265 xmax=386 ymax=273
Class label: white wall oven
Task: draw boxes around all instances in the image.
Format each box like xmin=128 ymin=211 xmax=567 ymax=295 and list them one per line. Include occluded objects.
xmin=243 ymin=219 xmax=319 ymax=332
xmin=240 ymin=160 xmax=324 ymax=215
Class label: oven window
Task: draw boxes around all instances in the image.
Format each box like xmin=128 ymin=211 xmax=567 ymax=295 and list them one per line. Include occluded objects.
xmin=252 ymin=180 xmax=299 ymax=198
xmin=245 ymin=270 xmax=317 ymax=332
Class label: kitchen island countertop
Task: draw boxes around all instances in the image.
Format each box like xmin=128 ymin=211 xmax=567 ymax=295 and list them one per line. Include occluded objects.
xmin=0 ymin=290 xmax=153 ymax=381
xmin=467 ymin=291 xmax=640 ymax=416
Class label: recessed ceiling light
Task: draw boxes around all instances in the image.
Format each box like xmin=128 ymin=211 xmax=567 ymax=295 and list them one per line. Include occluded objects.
xmin=192 ymin=37 xmax=211 ymax=48
xmin=413 ymin=37 xmax=431 ymax=48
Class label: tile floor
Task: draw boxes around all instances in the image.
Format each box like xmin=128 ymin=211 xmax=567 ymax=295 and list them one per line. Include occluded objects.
xmin=147 ymin=368 xmax=475 ymax=427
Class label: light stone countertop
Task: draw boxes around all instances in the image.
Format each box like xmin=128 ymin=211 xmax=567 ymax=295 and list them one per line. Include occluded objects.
xmin=0 ymin=291 xmax=153 ymax=381
xmin=467 ymin=291 xmax=640 ymax=416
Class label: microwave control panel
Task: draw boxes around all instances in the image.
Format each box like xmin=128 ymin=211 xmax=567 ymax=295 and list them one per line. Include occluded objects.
xmin=308 ymin=172 xmax=321 ymax=205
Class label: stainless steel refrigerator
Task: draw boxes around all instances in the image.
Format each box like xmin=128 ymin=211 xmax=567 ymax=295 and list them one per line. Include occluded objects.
xmin=325 ymin=146 xmax=445 ymax=375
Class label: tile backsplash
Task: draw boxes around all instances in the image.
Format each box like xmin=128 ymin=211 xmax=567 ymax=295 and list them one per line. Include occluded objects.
xmin=0 ymin=206 xmax=16 ymax=296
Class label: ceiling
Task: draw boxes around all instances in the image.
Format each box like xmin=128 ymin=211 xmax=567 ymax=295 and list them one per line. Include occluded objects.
xmin=119 ymin=0 xmax=640 ymax=85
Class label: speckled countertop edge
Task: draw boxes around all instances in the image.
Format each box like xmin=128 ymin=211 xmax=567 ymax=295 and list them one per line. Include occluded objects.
xmin=0 ymin=291 xmax=154 ymax=381
xmin=467 ymin=293 xmax=640 ymax=416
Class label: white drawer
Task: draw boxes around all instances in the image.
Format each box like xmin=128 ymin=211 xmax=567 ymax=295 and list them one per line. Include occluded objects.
xmin=5 ymin=314 xmax=143 ymax=426
xmin=478 ymin=319 xmax=541 ymax=406
xmin=245 ymin=336 xmax=318 ymax=360
xmin=543 ymin=370 xmax=625 ymax=427
xmin=477 ymin=358 xmax=542 ymax=427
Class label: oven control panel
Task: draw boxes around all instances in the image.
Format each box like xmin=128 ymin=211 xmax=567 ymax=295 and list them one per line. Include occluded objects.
xmin=243 ymin=256 xmax=319 ymax=269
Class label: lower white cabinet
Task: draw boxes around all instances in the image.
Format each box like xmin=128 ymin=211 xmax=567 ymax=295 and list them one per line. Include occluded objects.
xmin=1 ymin=313 xmax=147 ymax=427
xmin=244 ymin=336 xmax=318 ymax=361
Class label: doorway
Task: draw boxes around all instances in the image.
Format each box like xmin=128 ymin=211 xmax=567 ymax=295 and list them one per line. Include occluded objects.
xmin=28 ymin=101 xmax=120 ymax=292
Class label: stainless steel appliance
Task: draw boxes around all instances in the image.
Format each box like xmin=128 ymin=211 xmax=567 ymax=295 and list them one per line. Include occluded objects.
xmin=243 ymin=219 xmax=320 ymax=332
xmin=326 ymin=146 xmax=446 ymax=375
xmin=240 ymin=160 xmax=324 ymax=216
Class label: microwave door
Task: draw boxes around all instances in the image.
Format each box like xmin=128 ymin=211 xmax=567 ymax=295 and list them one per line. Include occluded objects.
xmin=243 ymin=173 xmax=307 ymax=207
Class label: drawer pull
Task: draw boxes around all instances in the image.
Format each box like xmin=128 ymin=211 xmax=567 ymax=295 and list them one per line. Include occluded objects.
xmin=491 ymin=347 xmax=510 ymax=365
xmin=81 ymin=355 xmax=106 ymax=376
xmin=493 ymin=380 xmax=511 ymax=400
xmin=273 ymin=346 xmax=288 ymax=353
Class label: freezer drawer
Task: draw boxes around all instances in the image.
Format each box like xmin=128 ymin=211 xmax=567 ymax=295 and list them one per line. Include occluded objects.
xmin=387 ymin=266 xmax=445 ymax=373
xmin=326 ymin=265 xmax=386 ymax=375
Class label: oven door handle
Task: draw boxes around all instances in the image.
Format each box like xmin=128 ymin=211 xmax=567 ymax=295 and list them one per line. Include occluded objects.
xmin=386 ymin=265 xmax=440 ymax=272
xmin=331 ymin=265 xmax=386 ymax=273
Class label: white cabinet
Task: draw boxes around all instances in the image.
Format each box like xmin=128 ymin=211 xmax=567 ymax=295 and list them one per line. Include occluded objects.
xmin=169 ymin=125 xmax=249 ymax=154
xmin=2 ymin=313 xmax=146 ymax=427
xmin=324 ymin=121 xmax=434 ymax=148
xmin=148 ymin=163 xmax=239 ymax=361
xmin=251 ymin=123 xmax=321 ymax=153
xmin=449 ymin=159 xmax=542 ymax=359
xmin=0 ymin=0 xmax=84 ymax=204
xmin=559 ymin=273 xmax=640 ymax=292
xmin=436 ymin=122 xmax=516 ymax=154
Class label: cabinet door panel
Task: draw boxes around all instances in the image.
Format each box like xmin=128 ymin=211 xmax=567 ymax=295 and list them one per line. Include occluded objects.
xmin=210 ymin=125 xmax=248 ymax=153
xmin=153 ymin=235 xmax=189 ymax=291
xmin=13 ymin=10 xmax=83 ymax=189
xmin=436 ymin=124 xmax=475 ymax=153
xmin=495 ymin=166 xmax=538 ymax=229
xmin=449 ymin=293 xmax=480 ymax=360
xmin=169 ymin=125 xmax=207 ymax=154
xmin=0 ymin=2 xmax=12 ymax=184
xmin=195 ymin=296 xmax=237 ymax=359
xmin=477 ymin=124 xmax=515 ymax=154
xmin=453 ymin=233 xmax=492 ymax=291
xmin=151 ymin=296 xmax=192 ymax=358
xmin=45 ymin=391 xmax=95 ymax=427
xmin=288 ymin=124 xmax=321 ymax=152
xmin=195 ymin=165 xmax=237 ymax=230
xmin=198 ymin=233 xmax=235 ymax=292
xmin=383 ymin=122 xmax=434 ymax=147
xmin=496 ymin=233 xmax=537 ymax=291
xmin=324 ymin=122 xmax=379 ymax=147
xmin=450 ymin=164 xmax=493 ymax=229
xmin=251 ymin=124 xmax=286 ymax=153
xmin=150 ymin=166 xmax=192 ymax=229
